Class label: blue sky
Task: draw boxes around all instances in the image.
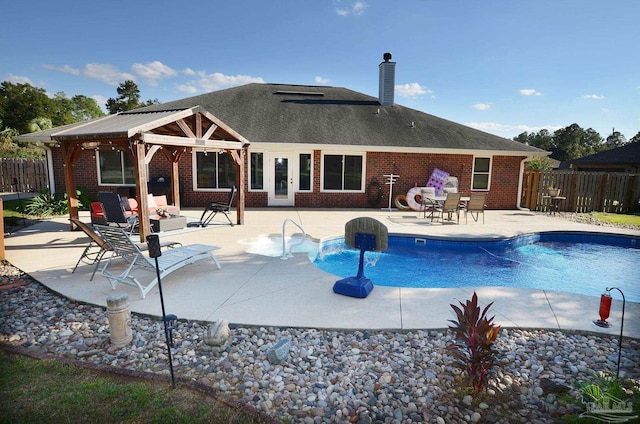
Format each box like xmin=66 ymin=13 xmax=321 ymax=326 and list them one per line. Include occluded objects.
xmin=2 ymin=0 xmax=639 ymax=140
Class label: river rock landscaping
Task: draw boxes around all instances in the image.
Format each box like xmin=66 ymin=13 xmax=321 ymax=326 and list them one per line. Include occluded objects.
xmin=1 ymin=261 xmax=638 ymax=423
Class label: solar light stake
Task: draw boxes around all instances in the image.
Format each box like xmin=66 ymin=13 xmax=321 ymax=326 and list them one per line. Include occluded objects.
xmin=593 ymin=287 xmax=626 ymax=379
xmin=147 ymin=234 xmax=176 ymax=388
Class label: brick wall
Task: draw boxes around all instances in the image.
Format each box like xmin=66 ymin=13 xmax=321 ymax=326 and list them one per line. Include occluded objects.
xmin=51 ymin=146 xmax=527 ymax=209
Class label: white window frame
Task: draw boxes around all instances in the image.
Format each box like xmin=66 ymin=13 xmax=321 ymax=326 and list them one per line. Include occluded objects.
xmin=192 ymin=149 xmax=236 ymax=192
xmin=96 ymin=150 xmax=136 ymax=186
xmin=320 ymin=151 xmax=366 ymax=192
xmin=471 ymin=156 xmax=492 ymax=190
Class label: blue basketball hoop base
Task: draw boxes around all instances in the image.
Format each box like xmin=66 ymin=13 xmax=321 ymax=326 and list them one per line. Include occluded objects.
xmin=332 ymin=232 xmax=376 ymax=298
xmin=333 ymin=275 xmax=374 ymax=298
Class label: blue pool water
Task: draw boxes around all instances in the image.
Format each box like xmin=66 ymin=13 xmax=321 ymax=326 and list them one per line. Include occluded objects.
xmin=313 ymin=232 xmax=640 ymax=302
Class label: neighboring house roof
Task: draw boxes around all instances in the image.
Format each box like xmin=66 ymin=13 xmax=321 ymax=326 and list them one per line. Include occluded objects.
xmin=570 ymin=142 xmax=640 ymax=165
xmin=137 ymin=83 xmax=545 ymax=155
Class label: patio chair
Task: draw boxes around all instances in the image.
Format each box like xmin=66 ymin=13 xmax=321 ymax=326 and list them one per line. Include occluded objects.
xmin=70 ymin=218 xmax=114 ymax=281
xmin=196 ymin=185 xmax=235 ymax=227
xmin=465 ymin=192 xmax=487 ymax=224
xmin=71 ymin=218 xmax=183 ymax=281
xmin=95 ymin=225 xmax=221 ymax=299
xmin=436 ymin=192 xmax=462 ymax=223
xmin=98 ymin=191 xmax=138 ymax=234
xmin=420 ymin=187 xmax=438 ymax=220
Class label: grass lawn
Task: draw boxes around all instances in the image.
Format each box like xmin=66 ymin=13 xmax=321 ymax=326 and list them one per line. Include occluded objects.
xmin=579 ymin=212 xmax=640 ymax=227
xmin=0 ymin=350 xmax=267 ymax=424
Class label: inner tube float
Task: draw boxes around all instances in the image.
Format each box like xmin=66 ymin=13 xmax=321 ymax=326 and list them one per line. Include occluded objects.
xmin=393 ymin=195 xmax=411 ymax=210
xmin=406 ymin=187 xmax=425 ymax=211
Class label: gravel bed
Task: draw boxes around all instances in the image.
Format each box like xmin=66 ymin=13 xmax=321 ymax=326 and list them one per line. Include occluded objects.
xmin=1 ymin=261 xmax=638 ymax=423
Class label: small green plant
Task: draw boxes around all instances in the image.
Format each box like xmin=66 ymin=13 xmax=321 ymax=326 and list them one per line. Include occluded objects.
xmin=573 ymin=372 xmax=640 ymax=422
xmin=24 ymin=190 xmax=83 ymax=216
xmin=446 ymin=292 xmax=501 ymax=392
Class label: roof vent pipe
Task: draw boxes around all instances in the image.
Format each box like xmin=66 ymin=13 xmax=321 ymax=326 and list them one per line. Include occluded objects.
xmin=378 ymin=52 xmax=396 ymax=106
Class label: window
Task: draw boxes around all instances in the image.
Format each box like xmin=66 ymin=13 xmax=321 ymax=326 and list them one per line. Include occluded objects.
xmin=299 ymin=153 xmax=312 ymax=191
xmin=98 ymin=151 xmax=135 ymax=185
xmin=472 ymin=157 xmax=491 ymax=190
xmin=323 ymin=154 xmax=363 ymax=191
xmin=250 ymin=152 xmax=263 ymax=190
xmin=195 ymin=151 xmax=236 ymax=189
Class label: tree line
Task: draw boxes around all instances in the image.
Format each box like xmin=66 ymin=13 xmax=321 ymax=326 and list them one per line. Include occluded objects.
xmin=514 ymin=124 xmax=639 ymax=168
xmin=1 ymin=79 xmax=638 ymax=161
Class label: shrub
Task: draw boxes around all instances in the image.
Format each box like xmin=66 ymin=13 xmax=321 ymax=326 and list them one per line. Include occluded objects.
xmin=446 ymin=292 xmax=501 ymax=392
xmin=24 ymin=190 xmax=84 ymax=216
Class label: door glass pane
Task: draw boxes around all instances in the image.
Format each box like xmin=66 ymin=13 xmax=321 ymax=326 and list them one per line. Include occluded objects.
xmin=274 ymin=157 xmax=288 ymax=198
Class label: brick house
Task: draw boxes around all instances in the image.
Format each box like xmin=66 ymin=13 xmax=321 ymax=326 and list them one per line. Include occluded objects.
xmin=22 ymin=54 xmax=546 ymax=214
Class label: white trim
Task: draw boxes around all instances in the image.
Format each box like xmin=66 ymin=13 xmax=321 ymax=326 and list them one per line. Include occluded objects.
xmin=471 ymin=156 xmax=492 ymax=191
xmin=96 ymin=150 xmax=137 ymax=186
xmin=44 ymin=146 xmax=55 ymax=195
xmin=249 ymin=141 xmax=546 ymax=157
xmin=191 ymin=149 xmax=236 ymax=192
xmin=320 ymin=151 xmax=367 ymax=193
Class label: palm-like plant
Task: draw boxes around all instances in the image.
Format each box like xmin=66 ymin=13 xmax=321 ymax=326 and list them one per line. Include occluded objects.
xmin=446 ymin=292 xmax=501 ymax=392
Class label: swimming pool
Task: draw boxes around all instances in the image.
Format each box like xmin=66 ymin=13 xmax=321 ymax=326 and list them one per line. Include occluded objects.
xmin=313 ymin=232 xmax=640 ymax=302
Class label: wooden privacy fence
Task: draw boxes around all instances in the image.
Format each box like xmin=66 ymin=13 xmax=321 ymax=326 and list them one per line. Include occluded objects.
xmin=0 ymin=158 xmax=49 ymax=193
xmin=522 ymin=170 xmax=640 ymax=214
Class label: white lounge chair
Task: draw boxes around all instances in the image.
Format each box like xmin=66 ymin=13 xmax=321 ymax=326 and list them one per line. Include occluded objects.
xmin=95 ymin=225 xmax=220 ymax=299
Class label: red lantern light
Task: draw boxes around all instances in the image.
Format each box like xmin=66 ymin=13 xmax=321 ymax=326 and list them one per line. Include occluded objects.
xmin=594 ymin=293 xmax=612 ymax=328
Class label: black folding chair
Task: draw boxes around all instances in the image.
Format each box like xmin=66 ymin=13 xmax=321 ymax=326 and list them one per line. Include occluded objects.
xmin=197 ymin=185 xmax=235 ymax=227
xmin=98 ymin=191 xmax=139 ymax=234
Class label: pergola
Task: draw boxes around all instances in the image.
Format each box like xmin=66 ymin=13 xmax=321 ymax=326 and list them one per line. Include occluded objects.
xmin=21 ymin=106 xmax=249 ymax=241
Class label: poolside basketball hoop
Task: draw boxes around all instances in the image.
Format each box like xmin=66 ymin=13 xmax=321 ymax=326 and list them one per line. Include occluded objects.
xmin=332 ymin=217 xmax=388 ymax=299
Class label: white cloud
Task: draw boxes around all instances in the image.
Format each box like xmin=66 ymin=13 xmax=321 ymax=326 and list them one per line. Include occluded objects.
xmin=4 ymin=74 xmax=33 ymax=85
xmin=395 ymin=82 xmax=433 ymax=98
xmin=176 ymin=84 xmax=199 ymax=94
xmin=188 ymin=71 xmax=265 ymax=92
xmin=473 ymin=103 xmax=491 ymax=111
xmin=42 ymin=64 xmax=80 ymax=75
xmin=131 ymin=61 xmax=177 ymax=86
xmin=582 ymin=94 xmax=604 ymax=99
xmin=183 ymin=68 xmax=196 ymax=76
xmin=336 ymin=1 xmax=366 ymax=16
xmin=519 ymin=88 xmax=542 ymax=96
xmin=315 ymin=76 xmax=330 ymax=84
xmin=83 ymin=63 xmax=136 ymax=86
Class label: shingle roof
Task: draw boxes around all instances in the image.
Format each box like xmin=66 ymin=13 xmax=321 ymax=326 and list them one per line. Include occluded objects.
xmin=138 ymin=83 xmax=544 ymax=154
xmin=570 ymin=142 xmax=640 ymax=165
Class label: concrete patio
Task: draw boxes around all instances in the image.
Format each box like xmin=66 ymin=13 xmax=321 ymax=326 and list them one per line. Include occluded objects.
xmin=3 ymin=208 xmax=639 ymax=338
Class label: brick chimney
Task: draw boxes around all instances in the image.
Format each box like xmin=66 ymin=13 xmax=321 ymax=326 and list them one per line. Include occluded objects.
xmin=378 ymin=52 xmax=396 ymax=106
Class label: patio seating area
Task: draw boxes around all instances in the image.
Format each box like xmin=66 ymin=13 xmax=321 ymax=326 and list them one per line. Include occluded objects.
xmin=3 ymin=208 xmax=639 ymax=338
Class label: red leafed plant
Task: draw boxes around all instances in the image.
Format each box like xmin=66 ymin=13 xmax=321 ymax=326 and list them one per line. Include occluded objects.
xmin=446 ymin=292 xmax=501 ymax=392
